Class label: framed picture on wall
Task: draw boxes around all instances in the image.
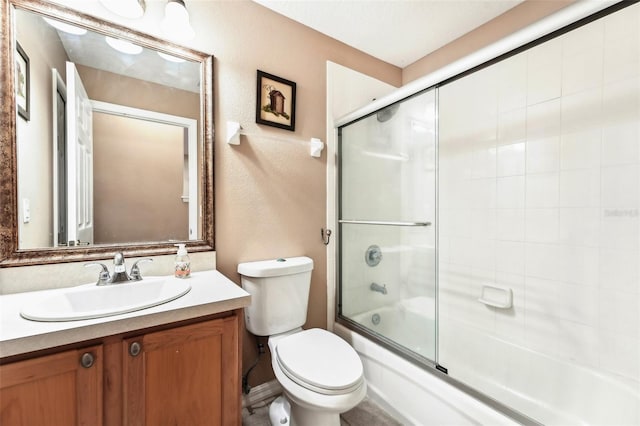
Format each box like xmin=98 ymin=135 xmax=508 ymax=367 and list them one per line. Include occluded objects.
xmin=256 ymin=70 xmax=296 ymax=131
xmin=16 ymin=42 xmax=30 ymax=121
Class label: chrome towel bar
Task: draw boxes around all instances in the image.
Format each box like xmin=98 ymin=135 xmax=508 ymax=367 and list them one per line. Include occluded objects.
xmin=339 ymin=220 xmax=431 ymax=227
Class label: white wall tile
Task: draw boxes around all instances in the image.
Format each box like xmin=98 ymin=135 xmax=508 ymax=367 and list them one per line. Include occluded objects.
xmin=602 ymin=78 xmax=640 ymax=127
xmin=527 ymin=39 xmax=562 ymax=105
xmin=527 ymin=99 xmax=561 ymax=140
xmin=498 ymin=108 xmax=526 ymax=146
xmin=526 ymin=136 xmax=560 ymax=174
xmin=526 ymin=173 xmax=559 ymax=208
xmin=600 ymin=210 xmax=639 ymax=251
xmin=497 ymin=142 xmax=525 ymax=177
xmin=560 ymin=130 xmax=602 ymax=170
xmin=498 ymin=53 xmax=527 ymax=113
xmin=495 ymin=241 xmax=525 ymax=274
xmin=599 ymin=248 xmax=640 ymax=293
xmin=562 ymin=18 xmax=603 ymax=55
xmin=525 ymin=208 xmax=559 ymax=243
xmin=562 ymin=49 xmax=603 ymax=96
xmin=522 ymin=308 xmax=560 ymax=358
xmin=603 ymin=35 xmax=640 ymax=85
xmin=442 ymin=208 xmax=472 ymax=237
xmin=471 ymin=208 xmax=496 ymax=240
xmin=558 ymin=208 xmax=600 ymax=247
xmin=599 ymin=288 xmax=640 ymax=338
xmin=601 ymin=165 xmax=639 ymax=208
xmin=525 ymin=243 xmax=560 ymax=282
xmin=599 ymin=333 xmax=640 ymax=381
xmin=496 ymin=208 xmax=525 ymax=241
xmin=448 ymin=236 xmax=475 ymax=267
xmin=561 ymin=88 xmax=603 ymax=135
xmin=603 ymin=4 xmax=640 ymax=42
xmin=470 ymin=178 xmax=497 ymax=209
xmin=469 ymin=239 xmax=496 ymax=271
xmin=525 ymin=243 xmax=598 ymax=286
xmin=554 ymin=320 xmax=599 ymax=367
xmin=557 ymin=245 xmax=600 ymax=286
xmin=602 ymin=122 xmax=640 ymax=166
xmin=472 ymin=147 xmax=497 ymax=179
xmin=494 ymin=272 xmax=525 ymax=344
xmin=559 ymin=169 xmax=601 ymax=208
xmin=497 ymin=176 xmax=525 ymax=209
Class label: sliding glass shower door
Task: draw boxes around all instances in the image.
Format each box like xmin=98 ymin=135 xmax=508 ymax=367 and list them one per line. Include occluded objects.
xmin=338 ymin=89 xmax=437 ymax=361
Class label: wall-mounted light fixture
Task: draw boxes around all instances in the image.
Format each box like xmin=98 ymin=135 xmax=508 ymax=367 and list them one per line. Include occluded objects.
xmin=98 ymin=0 xmax=146 ymax=19
xmin=161 ymin=0 xmax=195 ymax=41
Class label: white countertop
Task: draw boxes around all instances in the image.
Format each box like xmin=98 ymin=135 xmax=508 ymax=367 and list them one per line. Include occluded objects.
xmin=0 ymin=270 xmax=250 ymax=359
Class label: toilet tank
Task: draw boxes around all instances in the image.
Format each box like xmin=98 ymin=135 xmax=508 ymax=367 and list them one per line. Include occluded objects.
xmin=238 ymin=256 xmax=313 ymax=336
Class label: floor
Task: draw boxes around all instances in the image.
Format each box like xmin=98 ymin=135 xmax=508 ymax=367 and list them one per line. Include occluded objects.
xmin=242 ymin=396 xmax=402 ymax=426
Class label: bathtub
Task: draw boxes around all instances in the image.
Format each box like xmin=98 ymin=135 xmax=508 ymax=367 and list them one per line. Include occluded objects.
xmin=337 ymin=296 xmax=519 ymax=425
xmin=350 ymin=296 xmax=436 ymax=361
xmin=337 ymin=297 xmax=640 ymax=425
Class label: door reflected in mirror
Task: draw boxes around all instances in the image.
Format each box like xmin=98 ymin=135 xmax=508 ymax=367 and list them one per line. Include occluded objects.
xmin=14 ymin=7 xmax=202 ymax=250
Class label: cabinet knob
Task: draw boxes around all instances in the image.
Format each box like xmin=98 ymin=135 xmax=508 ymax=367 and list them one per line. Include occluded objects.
xmin=80 ymin=352 xmax=95 ymax=368
xmin=129 ymin=341 xmax=142 ymax=357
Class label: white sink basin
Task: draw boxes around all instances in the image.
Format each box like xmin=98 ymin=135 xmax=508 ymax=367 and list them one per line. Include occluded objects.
xmin=20 ymin=277 xmax=191 ymax=322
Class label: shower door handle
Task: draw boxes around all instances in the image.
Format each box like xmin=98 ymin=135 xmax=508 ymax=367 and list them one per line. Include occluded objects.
xmin=339 ymin=220 xmax=431 ymax=227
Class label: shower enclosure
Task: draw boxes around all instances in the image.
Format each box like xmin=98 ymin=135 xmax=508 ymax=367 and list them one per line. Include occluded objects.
xmin=338 ymin=89 xmax=437 ymax=362
xmin=337 ymin=2 xmax=640 ymax=424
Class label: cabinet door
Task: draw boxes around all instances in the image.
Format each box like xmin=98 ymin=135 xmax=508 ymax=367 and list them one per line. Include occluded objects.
xmin=0 ymin=345 xmax=103 ymax=426
xmin=123 ymin=315 xmax=240 ymax=426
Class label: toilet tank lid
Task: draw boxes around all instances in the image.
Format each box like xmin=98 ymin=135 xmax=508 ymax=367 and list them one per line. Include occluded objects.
xmin=237 ymin=256 xmax=313 ymax=278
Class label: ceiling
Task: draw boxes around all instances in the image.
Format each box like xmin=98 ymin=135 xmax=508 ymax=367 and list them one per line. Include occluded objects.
xmin=253 ymin=0 xmax=525 ymax=68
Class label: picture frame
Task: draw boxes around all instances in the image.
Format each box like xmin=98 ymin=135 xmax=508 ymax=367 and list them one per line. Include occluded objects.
xmin=16 ymin=42 xmax=30 ymax=121
xmin=256 ymin=70 xmax=296 ymax=131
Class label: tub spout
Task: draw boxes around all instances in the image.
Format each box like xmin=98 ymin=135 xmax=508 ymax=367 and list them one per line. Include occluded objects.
xmin=370 ymin=282 xmax=387 ymax=295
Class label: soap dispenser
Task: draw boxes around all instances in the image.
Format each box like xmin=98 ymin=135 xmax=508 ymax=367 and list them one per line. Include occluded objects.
xmin=174 ymin=243 xmax=191 ymax=278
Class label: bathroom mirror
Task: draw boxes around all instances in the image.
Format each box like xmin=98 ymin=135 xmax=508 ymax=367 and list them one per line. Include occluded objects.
xmin=0 ymin=0 xmax=214 ymax=266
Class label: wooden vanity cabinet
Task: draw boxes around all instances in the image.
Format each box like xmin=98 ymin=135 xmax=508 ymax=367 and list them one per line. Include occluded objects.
xmin=0 ymin=345 xmax=103 ymax=425
xmin=1 ymin=313 xmax=241 ymax=426
xmin=120 ymin=315 xmax=240 ymax=426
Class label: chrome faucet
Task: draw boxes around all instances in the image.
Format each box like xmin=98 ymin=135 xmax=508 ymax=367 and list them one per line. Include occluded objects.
xmin=370 ymin=282 xmax=388 ymax=295
xmin=85 ymin=252 xmax=153 ymax=285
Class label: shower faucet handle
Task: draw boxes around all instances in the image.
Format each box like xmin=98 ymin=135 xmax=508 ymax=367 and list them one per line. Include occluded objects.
xmin=365 ymin=245 xmax=382 ymax=267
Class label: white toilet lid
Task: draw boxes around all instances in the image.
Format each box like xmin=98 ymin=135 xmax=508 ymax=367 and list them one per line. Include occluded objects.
xmin=275 ymin=328 xmax=364 ymax=395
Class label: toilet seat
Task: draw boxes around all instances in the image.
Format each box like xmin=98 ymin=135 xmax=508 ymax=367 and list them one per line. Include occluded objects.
xmin=275 ymin=328 xmax=364 ymax=396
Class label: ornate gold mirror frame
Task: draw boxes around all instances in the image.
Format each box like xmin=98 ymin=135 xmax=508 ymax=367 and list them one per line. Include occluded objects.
xmin=0 ymin=0 xmax=214 ymax=267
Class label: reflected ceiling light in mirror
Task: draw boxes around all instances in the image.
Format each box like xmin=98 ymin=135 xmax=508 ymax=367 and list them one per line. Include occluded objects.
xmin=161 ymin=0 xmax=195 ymax=42
xmin=43 ymin=17 xmax=87 ymax=35
xmin=105 ymin=36 xmax=143 ymax=55
xmin=98 ymin=0 xmax=146 ymax=19
xmin=158 ymin=51 xmax=186 ymax=63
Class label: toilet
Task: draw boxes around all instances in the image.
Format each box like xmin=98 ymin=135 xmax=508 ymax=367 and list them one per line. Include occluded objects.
xmin=238 ymin=256 xmax=367 ymax=426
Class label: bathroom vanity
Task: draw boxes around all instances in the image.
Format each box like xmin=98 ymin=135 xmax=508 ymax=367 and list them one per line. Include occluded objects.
xmin=0 ymin=270 xmax=250 ymax=425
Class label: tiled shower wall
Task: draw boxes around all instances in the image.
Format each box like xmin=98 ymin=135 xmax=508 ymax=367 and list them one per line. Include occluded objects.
xmin=438 ymin=4 xmax=639 ymax=424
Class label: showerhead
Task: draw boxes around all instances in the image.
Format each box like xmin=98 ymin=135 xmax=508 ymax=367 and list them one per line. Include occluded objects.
xmin=376 ymin=104 xmax=399 ymax=122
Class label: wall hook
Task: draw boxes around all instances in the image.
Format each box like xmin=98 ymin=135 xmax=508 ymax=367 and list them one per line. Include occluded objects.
xmin=321 ymin=228 xmax=332 ymax=245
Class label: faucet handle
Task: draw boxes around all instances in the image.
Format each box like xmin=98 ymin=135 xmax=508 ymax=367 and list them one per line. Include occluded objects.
xmin=130 ymin=258 xmax=153 ymax=281
xmin=85 ymin=263 xmax=111 ymax=286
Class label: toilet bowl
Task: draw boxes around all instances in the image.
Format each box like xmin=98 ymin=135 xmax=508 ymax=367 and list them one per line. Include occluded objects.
xmin=268 ymin=328 xmax=367 ymax=426
xmin=237 ymin=257 xmax=367 ymax=426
